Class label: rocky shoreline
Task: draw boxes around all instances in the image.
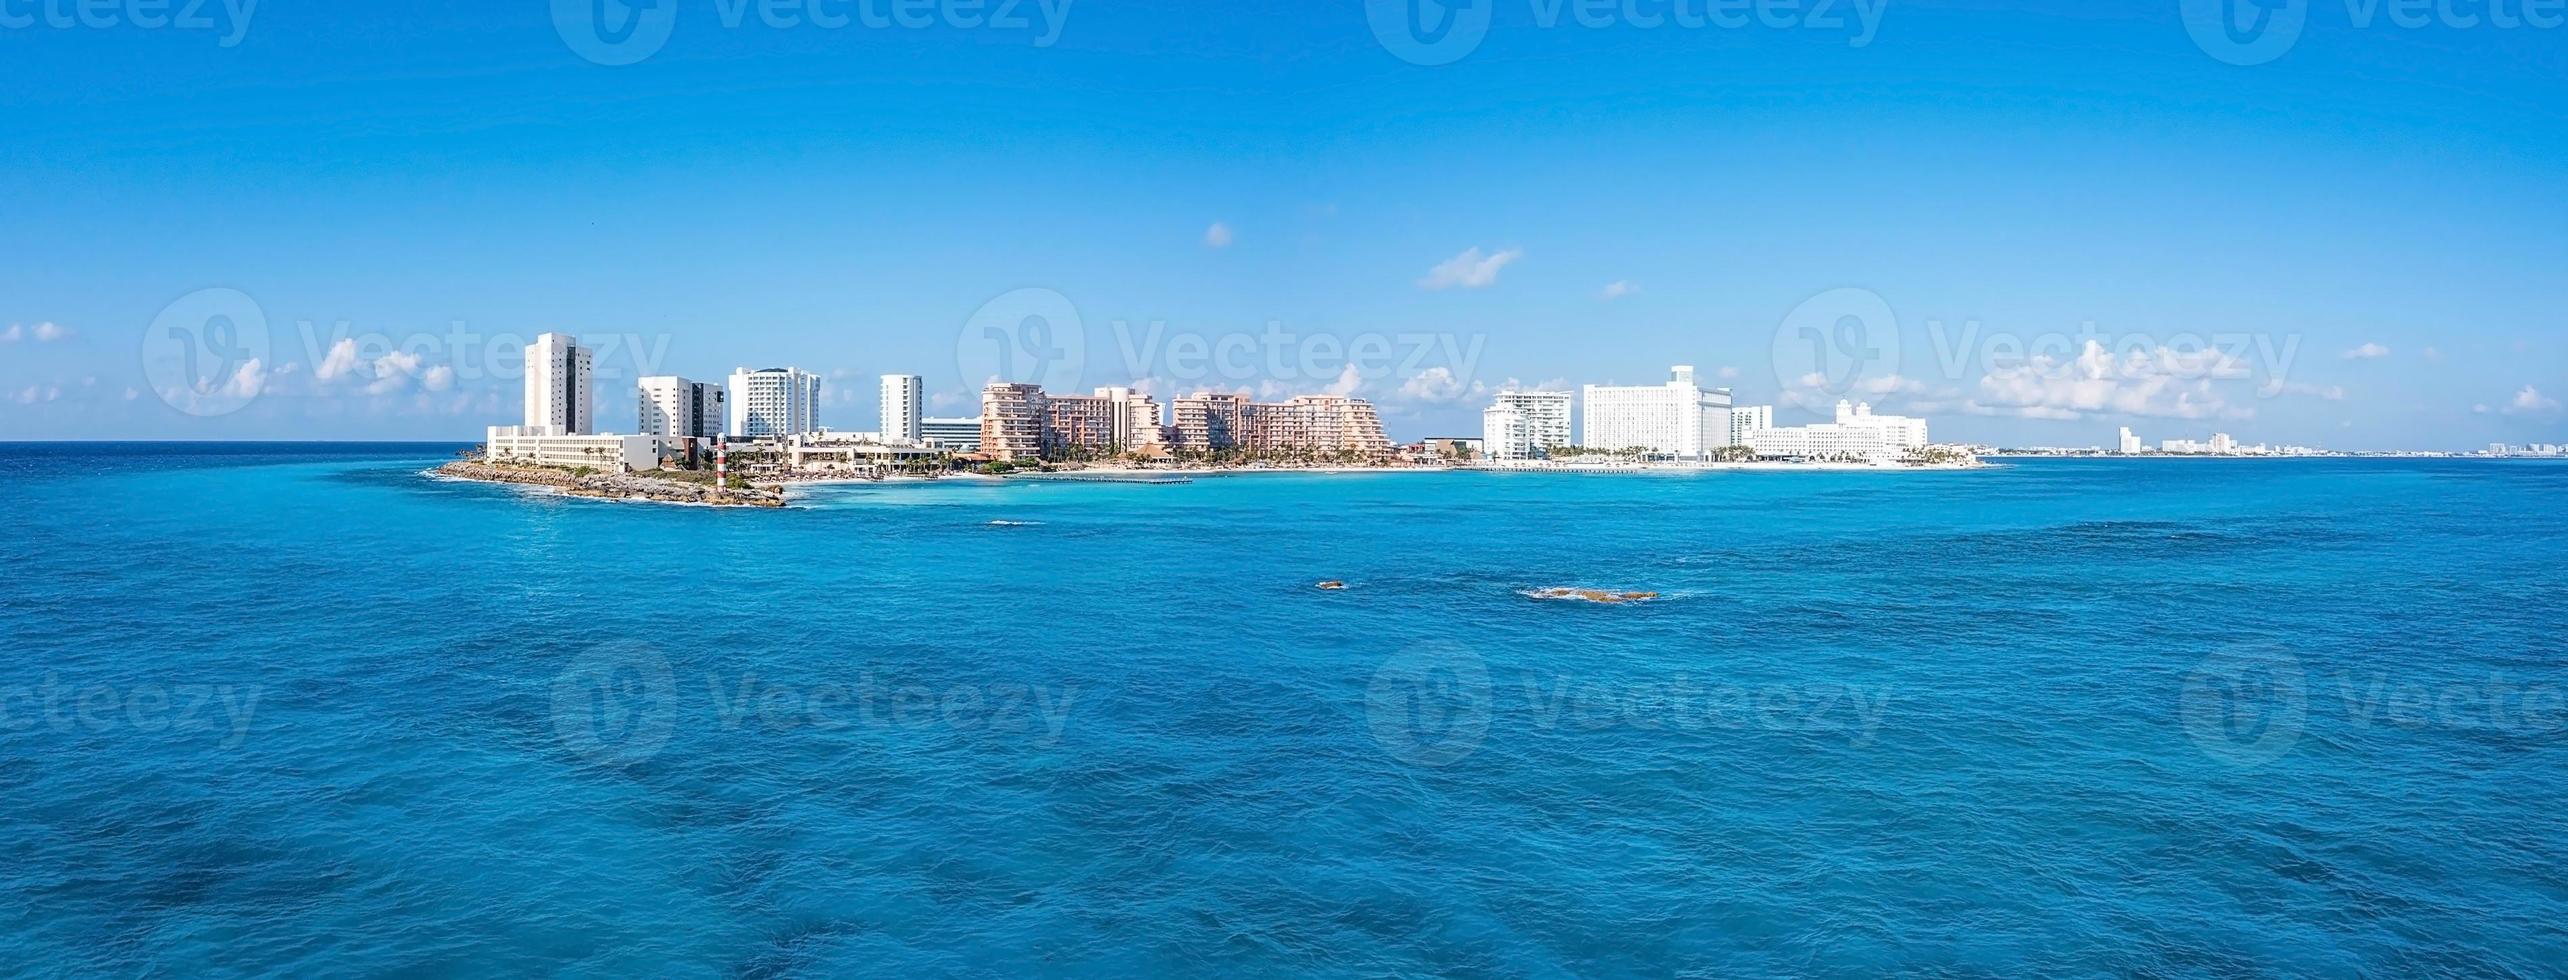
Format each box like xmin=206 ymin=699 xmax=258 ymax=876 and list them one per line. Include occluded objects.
xmin=434 ymin=461 xmax=785 ymax=508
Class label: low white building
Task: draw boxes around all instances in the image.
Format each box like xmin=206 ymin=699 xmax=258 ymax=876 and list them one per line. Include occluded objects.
xmin=1581 ymin=366 xmax=1732 ymax=458
xmin=484 ymin=426 xmax=662 ymax=472
xmin=1730 ymin=405 xmax=1774 ymax=447
xmin=1747 ymin=400 xmax=1929 ymax=461
xmin=784 ymin=432 xmax=947 ymax=471
xmin=920 ymin=416 xmax=981 ymax=451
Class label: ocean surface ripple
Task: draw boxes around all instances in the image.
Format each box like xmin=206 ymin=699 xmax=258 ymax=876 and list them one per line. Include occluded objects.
xmin=1 ymin=444 xmax=2563 ymax=976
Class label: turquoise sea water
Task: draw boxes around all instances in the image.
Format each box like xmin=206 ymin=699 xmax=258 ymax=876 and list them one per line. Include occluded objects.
xmin=2 ymin=443 xmax=2564 ymax=976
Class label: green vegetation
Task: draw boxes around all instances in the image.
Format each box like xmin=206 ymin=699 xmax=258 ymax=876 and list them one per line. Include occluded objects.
xmin=1901 ymin=445 xmax=1980 ymax=467
xmin=1708 ymin=445 xmax=1762 ymax=463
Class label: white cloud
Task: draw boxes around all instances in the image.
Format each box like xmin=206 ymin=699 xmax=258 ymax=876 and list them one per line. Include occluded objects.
xmin=421 ymin=364 xmax=457 ymax=392
xmin=2342 ymin=342 xmax=2389 ymax=360
xmin=1203 ymin=222 xmax=1233 ymax=249
xmin=1488 ymin=377 xmax=1567 ymax=395
xmin=1419 ymin=247 xmax=1521 ymax=291
xmin=1 ymin=322 xmax=69 ymax=343
xmin=123 ymin=387 xmax=140 ymax=401
xmin=12 ymin=386 xmax=60 ymax=405
xmin=1396 ymin=366 xmax=1469 ymax=403
xmin=2259 ymin=380 xmax=2346 ymax=401
xmin=1322 ymin=362 xmax=1365 ymax=397
xmin=220 ymin=359 xmax=266 ymax=400
xmin=1717 ymin=366 xmax=1740 ymax=380
xmin=2473 ymin=404 xmax=2493 ymax=415
xmin=362 ymin=350 xmax=424 ymax=395
xmin=375 ymin=350 xmax=422 ymax=378
xmin=1966 ymin=340 xmax=2243 ymax=421
xmin=315 ymin=338 xmax=363 ymax=381
xmin=2506 ymin=385 xmax=2559 ymax=415
xmin=1598 ymin=280 xmax=1637 ymax=301
xmin=2421 ymin=346 xmax=2443 ymax=362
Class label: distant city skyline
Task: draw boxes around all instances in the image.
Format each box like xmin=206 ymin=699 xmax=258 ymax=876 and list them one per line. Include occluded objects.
xmin=4 ymin=3 xmax=2563 ymax=449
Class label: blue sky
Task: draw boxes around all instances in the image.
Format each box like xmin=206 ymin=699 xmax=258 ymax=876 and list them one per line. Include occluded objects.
xmin=3 ymin=0 xmax=2563 ymax=448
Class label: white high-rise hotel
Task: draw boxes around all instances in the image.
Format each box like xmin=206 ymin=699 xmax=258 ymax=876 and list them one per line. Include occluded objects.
xmin=637 ymin=376 xmax=727 ymax=441
xmin=1481 ymin=390 xmax=1571 ymax=460
xmin=880 ymin=374 xmax=923 ymax=445
xmin=728 ymin=367 xmax=823 ymax=439
xmin=522 ymin=332 xmax=594 ymax=435
xmin=1581 ymin=366 xmax=1732 ymax=458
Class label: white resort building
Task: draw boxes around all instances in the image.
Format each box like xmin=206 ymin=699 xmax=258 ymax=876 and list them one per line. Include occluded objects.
xmin=1747 ymin=400 xmax=1929 ymax=461
xmin=880 ymin=374 xmax=923 ymax=445
xmin=637 ymin=375 xmax=727 ymax=441
xmin=484 ymin=428 xmax=660 ymax=471
xmin=1483 ymin=390 xmax=1571 ymax=459
xmin=1581 ymin=365 xmax=1733 ymax=458
xmin=1729 ymin=405 xmax=1774 ymax=448
xmin=920 ymin=416 xmax=982 ymax=452
xmin=1483 ymin=403 xmax=1535 ymax=461
xmin=521 ymin=332 xmax=594 ymax=436
xmin=728 ymin=367 xmax=823 ymax=439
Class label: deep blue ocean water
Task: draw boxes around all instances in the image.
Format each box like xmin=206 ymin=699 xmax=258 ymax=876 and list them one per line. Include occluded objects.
xmin=2 ymin=443 xmax=2564 ymax=976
